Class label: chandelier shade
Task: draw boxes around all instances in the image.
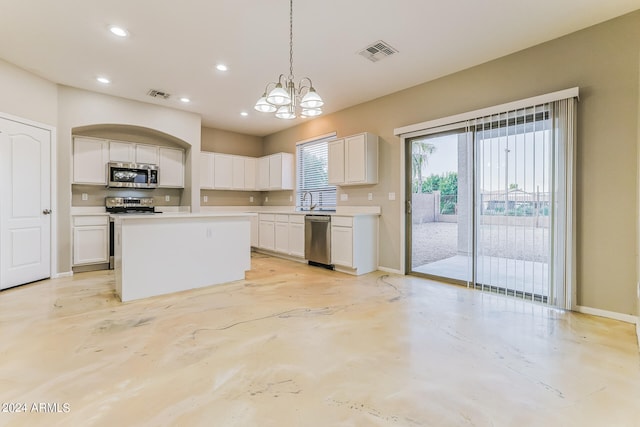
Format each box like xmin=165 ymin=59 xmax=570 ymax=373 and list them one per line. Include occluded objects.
xmin=254 ymin=0 xmax=324 ymax=119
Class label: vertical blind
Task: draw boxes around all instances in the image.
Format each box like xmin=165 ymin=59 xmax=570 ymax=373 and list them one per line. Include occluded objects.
xmin=296 ymin=136 xmax=336 ymax=208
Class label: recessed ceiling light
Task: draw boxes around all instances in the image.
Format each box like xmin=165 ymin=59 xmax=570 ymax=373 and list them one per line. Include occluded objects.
xmin=180 ymin=97 xmax=191 ymax=103
xmin=216 ymin=64 xmax=228 ymax=72
xmin=240 ymin=111 xmax=248 ymax=117
xmin=109 ymin=26 xmax=129 ymax=37
xmin=96 ymin=76 xmax=110 ymax=84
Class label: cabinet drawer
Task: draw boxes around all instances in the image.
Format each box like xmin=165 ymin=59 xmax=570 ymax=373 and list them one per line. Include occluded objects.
xmin=289 ymin=215 xmax=305 ymax=224
xmin=275 ymin=214 xmax=289 ymax=223
xmin=332 ymin=216 xmax=353 ymax=227
xmin=73 ymin=215 xmax=109 ymax=226
xmin=259 ymin=213 xmax=275 ymax=221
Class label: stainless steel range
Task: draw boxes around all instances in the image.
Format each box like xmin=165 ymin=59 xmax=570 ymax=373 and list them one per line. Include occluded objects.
xmin=105 ymin=196 xmax=156 ymax=214
xmin=106 ymin=197 xmax=158 ymax=269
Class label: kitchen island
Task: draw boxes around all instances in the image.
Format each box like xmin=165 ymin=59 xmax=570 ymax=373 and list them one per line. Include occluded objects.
xmin=112 ymin=212 xmax=255 ymax=302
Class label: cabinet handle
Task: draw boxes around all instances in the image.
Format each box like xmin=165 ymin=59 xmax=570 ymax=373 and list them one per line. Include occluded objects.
xmin=42 ymin=209 xmax=52 ymax=215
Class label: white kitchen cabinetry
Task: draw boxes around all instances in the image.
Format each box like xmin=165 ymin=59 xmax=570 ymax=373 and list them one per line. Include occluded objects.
xmin=250 ymin=214 xmax=259 ymax=247
xmin=257 ymin=156 xmax=270 ymax=190
xmin=232 ymin=156 xmax=245 ymax=190
xmin=158 ymin=147 xmax=184 ymax=188
xmin=258 ymin=214 xmax=275 ymax=250
xmin=72 ymin=215 xmax=109 ymax=266
xmin=269 ymin=153 xmax=294 ymax=190
xmin=200 ymin=152 xmax=215 ymax=189
xmin=244 ymin=157 xmax=256 ymax=190
xmin=328 ymin=132 xmax=378 ymax=186
xmin=288 ymin=215 xmax=305 ymax=258
xmin=213 ymin=153 xmax=233 ymax=189
xmin=73 ymin=137 xmax=109 ymax=184
xmin=331 ymin=215 xmax=378 ymax=275
xmin=135 ymin=144 xmax=159 ymax=164
xmin=109 ymin=141 xmax=135 ymax=162
xmin=274 ymin=215 xmax=289 ymax=253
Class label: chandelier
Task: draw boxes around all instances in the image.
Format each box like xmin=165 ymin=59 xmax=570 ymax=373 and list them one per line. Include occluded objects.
xmin=254 ymin=0 xmax=324 ymax=119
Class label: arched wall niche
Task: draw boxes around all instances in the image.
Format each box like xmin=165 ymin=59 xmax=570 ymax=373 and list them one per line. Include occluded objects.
xmin=72 ymin=123 xmax=190 ymax=149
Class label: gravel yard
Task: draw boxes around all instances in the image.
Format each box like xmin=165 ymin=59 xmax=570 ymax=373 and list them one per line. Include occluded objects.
xmin=411 ymin=221 xmax=550 ymax=268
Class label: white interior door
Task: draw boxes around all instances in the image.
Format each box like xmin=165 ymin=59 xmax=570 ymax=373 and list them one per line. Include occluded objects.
xmin=0 ymin=117 xmax=51 ymax=289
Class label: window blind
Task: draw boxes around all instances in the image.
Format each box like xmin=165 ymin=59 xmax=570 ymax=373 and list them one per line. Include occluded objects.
xmin=296 ymin=136 xmax=336 ymax=209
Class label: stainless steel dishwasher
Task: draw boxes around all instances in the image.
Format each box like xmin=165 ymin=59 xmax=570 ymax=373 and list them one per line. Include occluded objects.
xmin=305 ymin=215 xmax=333 ymax=268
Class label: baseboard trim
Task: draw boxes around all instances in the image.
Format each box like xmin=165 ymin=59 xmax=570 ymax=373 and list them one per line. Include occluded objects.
xmin=53 ymin=271 xmax=73 ymax=279
xmin=574 ymin=305 xmax=638 ymax=324
xmin=377 ymin=266 xmax=402 ymax=275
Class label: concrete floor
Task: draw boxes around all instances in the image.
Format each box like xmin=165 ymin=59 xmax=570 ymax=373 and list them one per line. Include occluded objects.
xmin=1 ymin=253 xmax=639 ymax=426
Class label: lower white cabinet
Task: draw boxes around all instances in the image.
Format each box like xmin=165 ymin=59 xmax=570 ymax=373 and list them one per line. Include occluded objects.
xmin=73 ymin=215 xmax=109 ymax=266
xmin=331 ymin=215 xmax=378 ymax=275
xmin=258 ymin=214 xmax=275 ymax=250
xmin=256 ymin=213 xmax=305 ymax=258
xmin=288 ymin=216 xmax=305 ymax=258
xmin=250 ymin=214 xmax=259 ymax=247
xmin=274 ymin=215 xmax=289 ymax=253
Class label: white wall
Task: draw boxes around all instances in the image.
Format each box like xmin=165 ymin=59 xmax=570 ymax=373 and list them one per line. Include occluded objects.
xmin=0 ymin=58 xmax=57 ymax=125
xmin=57 ymin=86 xmax=202 ymax=273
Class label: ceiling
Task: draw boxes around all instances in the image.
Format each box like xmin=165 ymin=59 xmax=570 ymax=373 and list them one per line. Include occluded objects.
xmin=1 ymin=1 xmax=639 ymax=137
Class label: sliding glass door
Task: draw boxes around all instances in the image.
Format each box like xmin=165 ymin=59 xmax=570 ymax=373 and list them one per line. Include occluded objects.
xmin=406 ymin=101 xmax=572 ymax=307
xmin=406 ymin=129 xmax=472 ymax=285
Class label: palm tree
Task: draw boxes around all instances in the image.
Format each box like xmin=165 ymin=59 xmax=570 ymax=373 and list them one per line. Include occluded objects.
xmin=412 ymin=140 xmax=436 ymax=193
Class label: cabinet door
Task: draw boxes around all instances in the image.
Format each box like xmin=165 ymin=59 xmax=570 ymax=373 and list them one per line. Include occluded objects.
xmin=259 ymin=220 xmax=275 ymax=250
xmin=214 ymin=154 xmax=233 ymax=189
xmin=73 ymin=137 xmax=108 ymax=184
xmin=135 ymin=144 xmax=159 ymax=164
xmin=109 ymin=141 xmax=135 ymax=162
xmin=73 ymin=226 xmax=108 ymax=265
xmin=331 ymin=226 xmax=353 ymax=267
xmin=289 ymin=221 xmax=305 ymax=257
xmin=158 ymin=147 xmax=184 ymax=188
xmin=275 ymin=221 xmax=289 ymax=253
xmin=345 ymin=134 xmax=366 ymax=183
xmin=269 ymin=154 xmax=282 ymax=189
xmin=328 ymin=139 xmax=345 ymax=185
xmin=250 ymin=215 xmax=259 ymax=247
xmin=244 ymin=157 xmax=256 ymax=190
xmin=257 ymin=156 xmax=270 ymax=190
xmin=200 ymin=152 xmax=215 ymax=189
xmin=232 ymin=156 xmax=245 ymax=190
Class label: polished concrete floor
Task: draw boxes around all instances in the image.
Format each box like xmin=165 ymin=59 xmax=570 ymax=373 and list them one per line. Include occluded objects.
xmin=1 ymin=253 xmax=639 ymax=426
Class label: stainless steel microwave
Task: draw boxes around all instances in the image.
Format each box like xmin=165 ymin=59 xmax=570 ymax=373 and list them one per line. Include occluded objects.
xmin=107 ymin=162 xmax=158 ymax=189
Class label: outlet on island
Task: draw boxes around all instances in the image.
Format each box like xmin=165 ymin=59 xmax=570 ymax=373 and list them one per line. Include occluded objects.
xmin=165 ymin=195 xmax=170 ymax=202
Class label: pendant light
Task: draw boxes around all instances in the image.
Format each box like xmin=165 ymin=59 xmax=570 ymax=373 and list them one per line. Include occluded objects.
xmin=254 ymin=0 xmax=324 ymax=119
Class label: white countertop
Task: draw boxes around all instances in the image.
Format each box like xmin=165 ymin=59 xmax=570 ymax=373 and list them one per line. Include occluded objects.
xmin=111 ymin=212 xmax=256 ymax=221
xmin=71 ymin=205 xmax=381 ymax=217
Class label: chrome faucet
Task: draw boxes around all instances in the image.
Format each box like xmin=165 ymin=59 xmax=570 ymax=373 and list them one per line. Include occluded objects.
xmin=302 ymin=191 xmax=317 ymax=210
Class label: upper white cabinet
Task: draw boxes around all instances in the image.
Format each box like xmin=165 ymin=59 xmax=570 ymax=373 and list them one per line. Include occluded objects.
xmin=232 ymin=156 xmax=245 ymax=190
xmin=213 ymin=153 xmax=233 ymax=189
xmin=200 ymin=152 xmax=215 ymax=189
xmin=135 ymin=144 xmax=159 ymax=164
xmin=269 ymin=153 xmax=294 ymax=190
xmin=200 ymin=151 xmax=292 ymax=191
xmin=73 ymin=137 xmax=109 ymax=184
xmin=244 ymin=157 xmax=257 ymax=191
xmin=109 ymin=141 xmax=134 ymax=162
xmin=158 ymin=147 xmax=184 ymax=188
xmin=74 ymin=136 xmax=183 ymax=187
xmin=328 ymin=132 xmax=378 ymax=186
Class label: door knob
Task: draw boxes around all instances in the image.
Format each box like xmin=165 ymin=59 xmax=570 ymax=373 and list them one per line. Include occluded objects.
xmin=42 ymin=209 xmax=52 ymax=215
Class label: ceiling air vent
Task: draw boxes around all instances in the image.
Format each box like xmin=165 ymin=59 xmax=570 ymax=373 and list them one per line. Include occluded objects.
xmin=358 ymin=40 xmax=398 ymax=63
xmin=147 ymin=89 xmax=171 ymax=99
